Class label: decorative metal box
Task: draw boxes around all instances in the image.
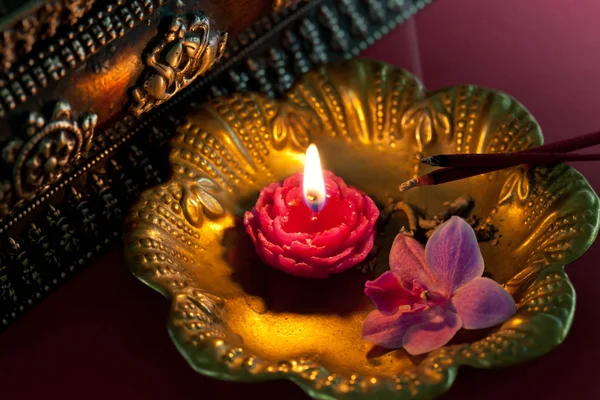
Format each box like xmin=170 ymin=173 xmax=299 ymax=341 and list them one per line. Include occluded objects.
xmin=0 ymin=0 xmax=433 ymax=327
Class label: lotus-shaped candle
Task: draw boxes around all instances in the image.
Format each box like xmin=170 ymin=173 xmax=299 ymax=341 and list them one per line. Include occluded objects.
xmin=243 ymin=144 xmax=379 ymax=278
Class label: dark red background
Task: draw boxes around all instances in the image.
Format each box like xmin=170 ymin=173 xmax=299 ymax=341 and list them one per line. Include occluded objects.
xmin=2 ymin=0 xmax=600 ymax=398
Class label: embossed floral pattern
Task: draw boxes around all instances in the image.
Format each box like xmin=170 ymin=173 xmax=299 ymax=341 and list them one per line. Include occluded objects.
xmin=24 ymin=131 xmax=77 ymax=189
xmin=401 ymin=99 xmax=452 ymax=150
xmin=271 ymin=104 xmax=314 ymax=150
xmin=181 ymin=178 xmax=224 ymax=227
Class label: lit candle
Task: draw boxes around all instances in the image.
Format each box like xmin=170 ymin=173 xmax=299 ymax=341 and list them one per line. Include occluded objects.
xmin=243 ymin=144 xmax=380 ymax=279
xmin=303 ymin=144 xmax=326 ymax=212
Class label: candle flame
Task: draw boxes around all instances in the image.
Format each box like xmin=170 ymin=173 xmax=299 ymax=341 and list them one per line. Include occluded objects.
xmin=303 ymin=144 xmax=326 ymax=212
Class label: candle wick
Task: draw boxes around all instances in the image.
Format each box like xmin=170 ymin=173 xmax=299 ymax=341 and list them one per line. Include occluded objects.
xmin=306 ymin=191 xmax=322 ymax=213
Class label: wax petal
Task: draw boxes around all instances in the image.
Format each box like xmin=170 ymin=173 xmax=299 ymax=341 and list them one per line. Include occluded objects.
xmin=362 ymin=194 xmax=379 ymax=220
xmin=344 ymin=197 xmax=378 ymax=247
xmin=365 ymin=271 xmax=417 ymax=315
xmin=344 ymin=216 xmax=369 ymax=247
xmin=389 ymin=233 xmax=435 ymax=288
xmin=361 ymin=306 xmax=435 ymax=349
xmin=272 ymin=215 xmax=308 ymax=243
xmin=425 ymin=216 xmax=484 ymax=294
xmin=340 ymin=198 xmax=360 ymax=227
xmin=283 ymin=186 xmax=304 ymax=208
xmin=452 ymin=277 xmax=516 ymax=329
xmin=284 ymin=240 xmax=328 ymax=258
xmin=311 ymin=223 xmax=352 ymax=252
xmin=326 ymin=170 xmax=346 ymax=188
xmin=308 ymin=198 xmax=357 ymax=248
xmin=263 ymin=202 xmax=278 ymax=221
xmin=282 ymin=173 xmax=302 ymax=189
xmin=257 ymin=231 xmax=284 ymax=255
xmin=254 ymin=182 xmax=278 ymax=210
xmin=341 ymin=185 xmax=364 ymax=211
xmin=329 ymin=172 xmax=366 ymax=205
xmin=401 ymin=308 xmax=462 ymax=355
xmin=258 ymin=204 xmax=274 ymax=225
xmin=257 ymin=206 xmax=280 ymax=243
xmin=272 ymin=186 xmax=289 ymax=216
xmin=243 ymin=210 xmax=259 ymax=242
xmin=324 ymin=172 xmax=342 ymax=198
xmin=259 ymin=246 xmax=329 ymax=279
xmin=328 ymin=230 xmax=375 ymax=273
xmin=306 ymin=246 xmax=355 ymax=268
xmin=324 ymin=181 xmax=342 ymax=199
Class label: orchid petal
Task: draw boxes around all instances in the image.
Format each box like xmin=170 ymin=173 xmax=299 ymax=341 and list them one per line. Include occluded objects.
xmin=389 ymin=233 xmax=434 ymax=288
xmin=425 ymin=216 xmax=484 ymax=294
xmin=364 ymin=271 xmax=411 ymax=315
xmin=361 ymin=307 xmax=433 ymax=349
xmin=452 ymin=277 xmax=516 ymax=329
xmin=402 ymin=308 xmax=462 ymax=355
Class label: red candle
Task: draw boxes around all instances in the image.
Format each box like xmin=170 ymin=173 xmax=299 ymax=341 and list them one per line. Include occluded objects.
xmin=243 ymin=145 xmax=379 ymax=279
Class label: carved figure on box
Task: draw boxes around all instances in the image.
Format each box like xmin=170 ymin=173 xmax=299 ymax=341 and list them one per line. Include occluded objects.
xmin=129 ymin=12 xmax=228 ymax=116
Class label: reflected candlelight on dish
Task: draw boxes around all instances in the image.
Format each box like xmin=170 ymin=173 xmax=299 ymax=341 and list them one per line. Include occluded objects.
xmin=243 ymin=144 xmax=379 ymax=279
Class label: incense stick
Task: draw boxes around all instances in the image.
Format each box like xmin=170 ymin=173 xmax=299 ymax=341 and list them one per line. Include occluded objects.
xmin=421 ymin=152 xmax=600 ymax=168
xmin=398 ymin=166 xmax=501 ymax=192
xmin=399 ymin=129 xmax=600 ymax=192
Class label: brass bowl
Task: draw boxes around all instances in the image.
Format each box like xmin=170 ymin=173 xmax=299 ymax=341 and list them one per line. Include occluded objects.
xmin=124 ymin=60 xmax=600 ymax=399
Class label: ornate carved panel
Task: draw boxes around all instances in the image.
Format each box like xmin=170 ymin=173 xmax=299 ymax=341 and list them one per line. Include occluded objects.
xmin=0 ymin=1 xmax=97 ymax=73
xmin=0 ymin=0 xmax=168 ymax=119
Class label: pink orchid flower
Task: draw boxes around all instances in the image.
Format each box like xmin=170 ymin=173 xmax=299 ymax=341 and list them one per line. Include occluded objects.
xmin=361 ymin=216 xmax=516 ymax=355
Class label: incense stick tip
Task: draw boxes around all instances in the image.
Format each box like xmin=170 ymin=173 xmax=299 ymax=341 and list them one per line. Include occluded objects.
xmin=420 ymin=155 xmax=446 ymax=166
xmin=398 ymin=179 xmax=417 ymax=193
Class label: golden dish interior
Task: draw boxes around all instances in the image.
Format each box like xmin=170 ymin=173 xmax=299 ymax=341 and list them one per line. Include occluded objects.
xmin=125 ymin=60 xmax=599 ymax=399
